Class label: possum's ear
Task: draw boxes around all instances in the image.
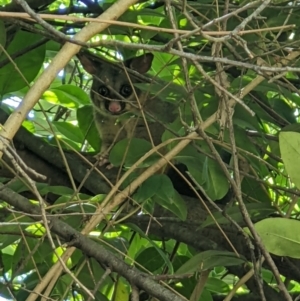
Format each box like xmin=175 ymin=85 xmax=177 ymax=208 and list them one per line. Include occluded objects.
xmin=77 ymin=53 xmax=99 ymax=75
xmin=125 ymin=53 xmax=154 ymax=74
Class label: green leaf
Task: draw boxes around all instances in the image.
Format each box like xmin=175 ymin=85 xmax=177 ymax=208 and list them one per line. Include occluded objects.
xmin=282 ymin=123 xmax=300 ymax=133
xmin=58 ymin=204 xmax=96 ymax=217
xmin=44 ymin=85 xmax=90 ymax=108
xmin=171 ymin=191 xmax=187 ymax=220
xmin=126 ymin=223 xmax=173 ymax=273
xmin=139 ymin=174 xmax=187 ymax=220
xmin=0 ymin=31 xmax=45 ymax=96
xmin=6 ymin=178 xmax=30 ymax=193
xmin=38 ymin=185 xmax=74 ymax=196
xmin=254 ymin=218 xmax=300 ymax=258
xmin=154 ymin=191 xmax=187 ymax=221
xmin=177 ymin=147 xmax=229 ymax=201
xmin=201 ymin=203 xmax=275 ymax=228
xmin=142 ymin=197 xmax=156 ymax=215
xmin=269 ymin=98 xmax=296 ymax=124
xmin=114 ymin=278 xmax=130 ymax=301
xmin=77 ymin=105 xmax=101 ymax=151
xmin=52 ymin=195 xmax=75 ymax=208
xmin=241 ymin=176 xmax=272 ymax=204
xmin=75 ymin=259 xmax=112 ymax=299
xmin=135 ymin=247 xmax=165 ymax=272
xmin=0 ymin=234 xmax=20 ymax=249
xmin=200 ymin=159 xmax=229 ymax=200
xmin=175 ymin=145 xmax=207 ymax=186
xmin=206 ymin=278 xmax=230 ymax=294
xmin=232 ymin=130 xmax=269 ymax=178
xmin=101 ymin=237 xmax=129 ymax=254
xmin=133 ymin=174 xmax=180 ymax=208
xmin=109 ymin=138 xmax=156 ymax=167
xmin=155 ymin=174 xmax=175 ymax=200
xmin=15 ymin=272 xmax=40 ymax=300
xmin=22 ymin=120 xmax=36 ymax=133
xmin=48 ymin=136 xmax=81 ymax=151
xmin=233 ymin=98 xmax=265 ymax=131
xmin=0 ymin=20 xmax=6 ymax=51
xmin=135 ymin=8 xmax=165 ymax=18
xmin=52 ymin=121 xmax=84 ymax=144
xmin=12 ymin=238 xmax=53 ymax=276
xmin=140 ymin=28 xmax=160 ymax=40
xmin=135 ymin=82 xmax=186 ymax=104
xmin=175 ymin=251 xmax=246 ymax=274
xmin=132 ymin=176 xmax=158 ymax=203
xmin=279 ymin=131 xmax=300 ymax=188
xmin=0 ymin=282 xmax=10 ymax=300
xmin=199 ymin=289 xmax=213 ymax=301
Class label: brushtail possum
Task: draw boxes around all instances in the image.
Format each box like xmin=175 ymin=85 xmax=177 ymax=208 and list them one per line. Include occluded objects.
xmin=78 ymin=53 xmax=233 ymax=202
xmin=77 ymin=52 xmax=174 ymax=166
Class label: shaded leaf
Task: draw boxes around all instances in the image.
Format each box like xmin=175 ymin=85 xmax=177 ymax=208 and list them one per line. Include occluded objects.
xmin=109 ymin=138 xmax=157 ymax=167
xmin=175 ymin=251 xmax=246 ymax=274
xmin=269 ymin=97 xmax=296 ymax=124
xmin=133 ymin=175 xmax=159 ymax=203
xmin=77 ymin=105 xmax=101 ymax=151
xmin=201 ymin=203 xmax=275 ymax=228
xmin=38 ymin=185 xmax=74 ymax=196
xmin=0 ymin=31 xmax=45 ymax=96
xmin=0 ymin=19 xmax=6 ymax=51
xmin=126 ymin=223 xmax=173 ymax=273
xmin=206 ymin=277 xmax=230 ymax=294
xmin=135 ymin=247 xmax=165 ymax=272
xmin=154 ymin=191 xmax=187 ymax=221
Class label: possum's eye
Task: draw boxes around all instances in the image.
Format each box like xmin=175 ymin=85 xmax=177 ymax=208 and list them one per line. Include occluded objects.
xmin=120 ymin=84 xmax=132 ymax=97
xmin=98 ymin=86 xmax=109 ymax=97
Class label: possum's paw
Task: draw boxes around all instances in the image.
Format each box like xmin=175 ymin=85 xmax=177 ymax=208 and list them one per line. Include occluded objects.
xmin=94 ymin=152 xmax=114 ymax=169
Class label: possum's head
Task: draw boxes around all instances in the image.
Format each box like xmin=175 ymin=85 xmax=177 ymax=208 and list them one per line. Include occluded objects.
xmin=78 ymin=53 xmax=154 ymax=118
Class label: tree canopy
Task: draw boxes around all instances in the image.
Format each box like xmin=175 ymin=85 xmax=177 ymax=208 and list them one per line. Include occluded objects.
xmin=0 ymin=0 xmax=300 ymax=301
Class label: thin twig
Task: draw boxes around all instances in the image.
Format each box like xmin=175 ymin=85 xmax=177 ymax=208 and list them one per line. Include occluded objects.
xmin=0 ymin=12 xmax=294 ymax=37
xmin=12 ymin=0 xmax=89 ymax=47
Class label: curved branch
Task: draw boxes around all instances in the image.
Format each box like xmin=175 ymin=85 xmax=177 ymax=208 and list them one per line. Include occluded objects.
xmin=0 ymin=185 xmax=186 ymax=301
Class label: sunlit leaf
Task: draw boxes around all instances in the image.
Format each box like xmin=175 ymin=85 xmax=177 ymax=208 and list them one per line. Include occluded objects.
xmin=49 ymin=84 xmax=90 ymax=107
xmin=52 ymin=121 xmax=84 ymax=144
xmin=279 ymin=131 xmax=300 ymax=188
xmin=254 ymin=218 xmax=300 ymax=258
